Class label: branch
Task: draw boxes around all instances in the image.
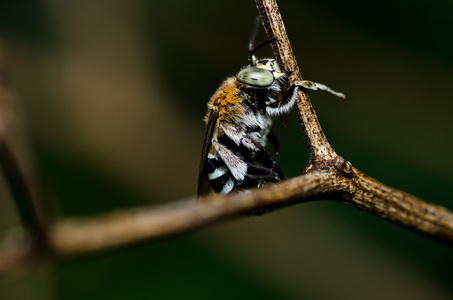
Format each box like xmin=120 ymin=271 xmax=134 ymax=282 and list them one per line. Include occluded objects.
xmin=1 ymin=0 xmax=453 ymax=275
xmin=346 ymin=168 xmax=453 ymax=243
xmin=254 ymin=0 xmax=453 ymax=242
xmin=0 ymin=172 xmax=332 ymax=271
xmin=0 ymin=139 xmax=48 ymax=248
xmin=49 ymin=172 xmax=332 ymax=255
xmin=47 ymin=169 xmax=453 ymax=254
xmin=255 ymin=0 xmax=336 ymax=163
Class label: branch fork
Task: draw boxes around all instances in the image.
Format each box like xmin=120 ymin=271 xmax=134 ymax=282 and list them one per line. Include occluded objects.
xmin=255 ymin=0 xmax=453 ymax=244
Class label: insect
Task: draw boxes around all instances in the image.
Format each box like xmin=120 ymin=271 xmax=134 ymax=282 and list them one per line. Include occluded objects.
xmin=197 ymin=19 xmax=344 ymax=196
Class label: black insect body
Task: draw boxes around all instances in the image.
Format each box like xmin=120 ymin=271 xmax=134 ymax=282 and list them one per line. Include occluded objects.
xmin=197 ymin=23 xmax=344 ymax=196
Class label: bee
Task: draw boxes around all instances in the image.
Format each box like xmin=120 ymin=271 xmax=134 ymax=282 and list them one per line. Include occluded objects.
xmin=197 ymin=20 xmax=344 ymax=196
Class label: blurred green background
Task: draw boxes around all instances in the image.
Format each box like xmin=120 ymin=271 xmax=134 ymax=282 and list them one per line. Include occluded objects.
xmin=1 ymin=0 xmax=453 ymax=299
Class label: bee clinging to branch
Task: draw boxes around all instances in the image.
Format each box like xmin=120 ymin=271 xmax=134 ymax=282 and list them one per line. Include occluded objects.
xmin=197 ymin=18 xmax=344 ymax=196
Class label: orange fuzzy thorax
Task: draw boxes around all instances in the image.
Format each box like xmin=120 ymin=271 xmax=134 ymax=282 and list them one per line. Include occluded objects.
xmin=205 ymin=77 xmax=248 ymax=124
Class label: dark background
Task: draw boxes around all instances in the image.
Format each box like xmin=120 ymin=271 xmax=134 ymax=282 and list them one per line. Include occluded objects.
xmin=1 ymin=0 xmax=452 ymax=299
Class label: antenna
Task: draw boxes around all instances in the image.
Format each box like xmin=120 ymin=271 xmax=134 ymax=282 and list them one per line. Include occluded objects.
xmin=247 ymin=16 xmax=277 ymax=65
xmin=248 ymin=16 xmax=260 ymax=54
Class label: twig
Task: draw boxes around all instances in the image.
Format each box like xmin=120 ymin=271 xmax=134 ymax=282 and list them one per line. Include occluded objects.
xmin=0 ymin=49 xmax=49 ymax=269
xmin=344 ymin=167 xmax=453 ymax=244
xmin=255 ymin=0 xmax=336 ymax=163
xmin=0 ymin=138 xmax=50 ymax=275
xmin=254 ymin=0 xmax=453 ymax=242
xmin=0 ymin=137 xmax=49 ymax=255
xmin=49 ymin=172 xmax=332 ymax=255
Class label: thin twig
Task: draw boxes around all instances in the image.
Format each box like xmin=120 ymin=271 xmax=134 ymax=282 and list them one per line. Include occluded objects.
xmin=0 ymin=32 xmax=50 ymax=273
xmin=339 ymin=167 xmax=453 ymax=244
xmin=0 ymin=137 xmax=48 ymax=253
xmin=254 ymin=0 xmax=453 ymax=242
xmin=48 ymin=172 xmax=332 ymax=256
xmin=255 ymin=0 xmax=336 ymax=163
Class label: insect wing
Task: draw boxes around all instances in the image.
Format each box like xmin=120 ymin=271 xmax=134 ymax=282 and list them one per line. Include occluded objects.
xmin=197 ymin=110 xmax=220 ymax=196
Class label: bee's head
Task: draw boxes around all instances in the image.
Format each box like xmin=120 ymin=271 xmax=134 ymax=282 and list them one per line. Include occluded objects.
xmin=236 ymin=58 xmax=285 ymax=87
xmin=236 ymin=17 xmax=285 ymax=88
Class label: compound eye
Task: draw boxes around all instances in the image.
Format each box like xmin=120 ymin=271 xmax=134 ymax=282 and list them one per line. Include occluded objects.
xmin=237 ymin=67 xmax=274 ymax=87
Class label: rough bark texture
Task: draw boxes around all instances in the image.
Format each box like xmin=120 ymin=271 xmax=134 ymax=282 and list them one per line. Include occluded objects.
xmin=255 ymin=0 xmax=453 ymax=243
xmin=255 ymin=0 xmax=336 ymax=163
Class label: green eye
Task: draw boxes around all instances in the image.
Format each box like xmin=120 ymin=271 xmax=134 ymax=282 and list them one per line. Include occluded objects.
xmin=237 ymin=67 xmax=274 ymax=87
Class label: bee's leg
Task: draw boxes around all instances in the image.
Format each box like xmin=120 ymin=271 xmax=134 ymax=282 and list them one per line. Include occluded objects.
xmin=234 ymin=163 xmax=278 ymax=191
xmin=266 ymin=84 xmax=298 ymax=116
xmin=235 ymin=130 xmax=285 ymax=180
xmin=267 ymin=130 xmax=280 ymax=163
xmin=267 ymin=80 xmax=345 ymax=116
xmin=251 ymin=147 xmax=286 ymax=180
xmin=279 ymin=113 xmax=288 ymax=127
xmin=244 ymin=163 xmax=281 ymax=182
xmin=252 ymin=147 xmax=274 ymax=168
xmin=294 ymin=80 xmax=345 ymax=99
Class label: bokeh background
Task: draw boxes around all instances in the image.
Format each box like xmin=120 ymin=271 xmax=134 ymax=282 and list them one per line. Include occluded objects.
xmin=1 ymin=0 xmax=453 ymax=299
